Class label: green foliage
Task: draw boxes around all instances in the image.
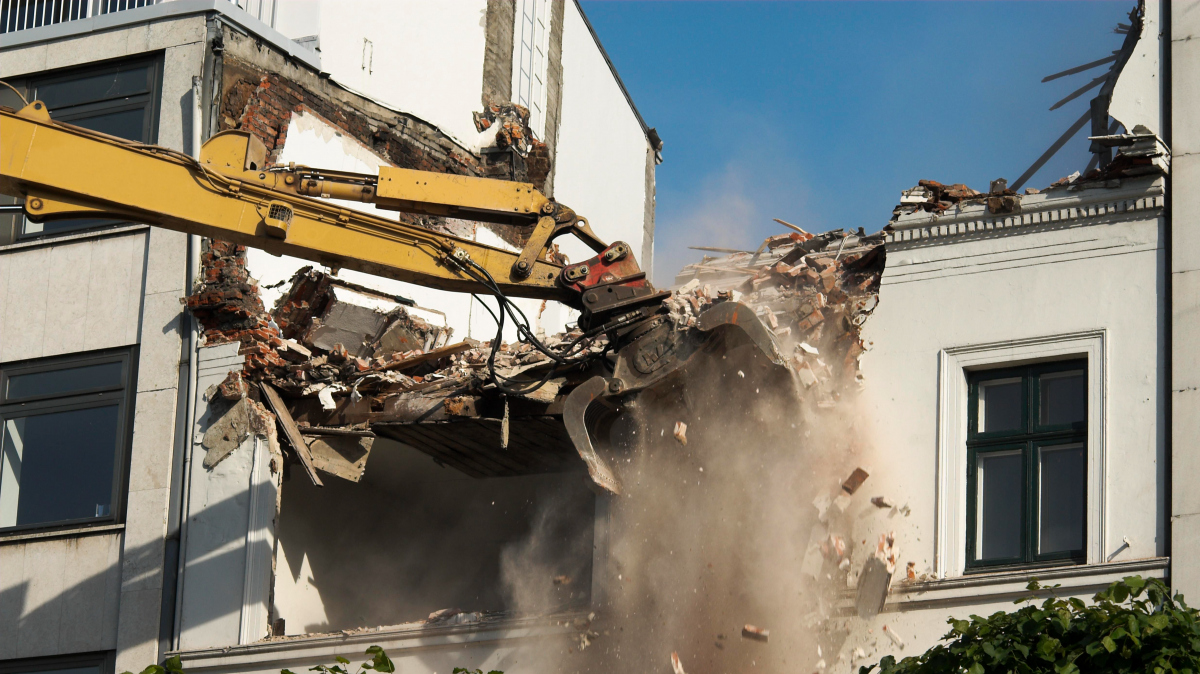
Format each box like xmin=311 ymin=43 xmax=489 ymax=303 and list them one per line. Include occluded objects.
xmin=301 ymin=645 xmax=395 ymax=674
xmin=129 ymin=654 xmax=185 ymax=674
xmin=127 ymin=642 xmax=415 ymax=671
xmin=451 ymin=669 xmax=503 ymax=674
xmin=860 ymin=576 xmax=1200 ymax=674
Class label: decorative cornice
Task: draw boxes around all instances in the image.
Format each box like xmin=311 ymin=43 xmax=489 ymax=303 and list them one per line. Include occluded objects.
xmin=885 ymin=176 xmax=1164 ymax=246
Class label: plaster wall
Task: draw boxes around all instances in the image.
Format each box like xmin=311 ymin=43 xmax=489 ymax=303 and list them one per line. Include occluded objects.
xmin=177 ymin=344 xmax=280 ymax=650
xmin=859 ymin=193 xmax=1166 ymax=654
xmin=297 ymin=0 xmax=489 ymax=151
xmin=551 ymin=3 xmax=653 ymax=274
xmin=245 ymin=109 xmax=576 ymax=343
xmin=0 ymin=15 xmax=204 ymax=666
xmin=1169 ymin=0 xmax=1200 ymax=600
xmin=1110 ymin=0 xmax=1163 ymax=135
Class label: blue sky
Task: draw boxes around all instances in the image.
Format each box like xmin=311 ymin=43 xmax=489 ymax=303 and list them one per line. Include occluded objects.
xmin=579 ymin=1 xmax=1132 ymax=281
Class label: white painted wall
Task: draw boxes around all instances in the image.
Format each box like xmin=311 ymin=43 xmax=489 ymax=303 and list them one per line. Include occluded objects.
xmin=1170 ymin=0 xmax=1200 ymax=601
xmin=246 ymin=109 xmax=574 ymax=344
xmin=1110 ymin=0 xmax=1162 ymax=135
xmin=289 ymin=0 xmax=490 ymax=150
xmin=857 ymin=180 xmax=1166 ymax=653
xmin=552 ymin=2 xmax=652 ymax=273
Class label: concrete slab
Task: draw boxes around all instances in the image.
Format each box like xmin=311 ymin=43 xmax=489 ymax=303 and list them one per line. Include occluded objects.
xmin=128 ymin=388 xmax=180 ymax=493
xmin=0 ymin=542 xmax=26 ymax=659
xmin=59 ymin=533 xmax=122 ymax=652
xmin=82 ymin=231 xmax=147 ymax=353
xmin=16 ymin=537 xmax=67 ymax=657
xmin=120 ymin=487 xmax=169 ymax=594
xmin=41 ymin=240 xmax=94 ymax=357
xmin=143 ymin=226 xmax=188 ymax=296
xmin=114 ymin=586 xmax=163 ymax=673
xmin=0 ymin=245 xmax=50 ymax=362
xmin=136 ymin=290 xmax=184 ymax=392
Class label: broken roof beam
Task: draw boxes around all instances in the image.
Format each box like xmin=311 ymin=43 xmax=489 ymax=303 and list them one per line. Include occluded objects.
xmin=260 ymin=382 xmax=324 ymax=486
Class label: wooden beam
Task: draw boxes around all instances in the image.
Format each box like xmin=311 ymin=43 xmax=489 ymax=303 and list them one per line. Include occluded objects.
xmin=260 ymin=382 xmax=324 ymax=487
xmin=378 ymin=341 xmax=474 ymax=373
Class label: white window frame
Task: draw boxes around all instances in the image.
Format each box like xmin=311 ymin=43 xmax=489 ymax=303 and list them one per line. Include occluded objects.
xmin=512 ymin=0 xmax=551 ymax=137
xmin=935 ymin=330 xmax=1106 ymax=577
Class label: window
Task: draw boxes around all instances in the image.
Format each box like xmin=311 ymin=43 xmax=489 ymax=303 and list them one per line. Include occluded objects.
xmin=0 ymin=651 xmax=113 ymax=674
xmin=0 ymin=348 xmax=136 ymax=532
xmin=966 ymin=360 xmax=1087 ymax=570
xmin=2 ymin=56 xmax=161 ymax=241
xmin=513 ymin=0 xmax=550 ymax=136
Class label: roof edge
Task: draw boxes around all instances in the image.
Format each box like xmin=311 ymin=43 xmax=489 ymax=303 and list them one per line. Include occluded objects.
xmin=571 ymin=0 xmax=655 ymax=146
xmin=0 ymin=0 xmax=320 ymax=71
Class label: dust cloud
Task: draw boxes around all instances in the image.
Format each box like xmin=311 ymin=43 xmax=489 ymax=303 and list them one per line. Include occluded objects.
xmin=499 ymin=344 xmax=884 ymax=674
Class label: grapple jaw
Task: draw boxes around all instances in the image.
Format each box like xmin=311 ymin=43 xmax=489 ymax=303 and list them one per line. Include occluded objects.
xmin=563 ymin=301 xmax=800 ymax=494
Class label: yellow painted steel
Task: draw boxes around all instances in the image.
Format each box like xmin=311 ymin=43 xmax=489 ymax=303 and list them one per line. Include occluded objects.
xmin=0 ymin=104 xmax=573 ymax=302
xmin=375 ymin=166 xmax=550 ymax=221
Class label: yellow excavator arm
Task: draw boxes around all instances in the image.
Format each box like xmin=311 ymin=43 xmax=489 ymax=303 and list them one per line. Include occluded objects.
xmin=0 ymin=99 xmax=782 ymax=496
xmin=0 ymin=100 xmax=635 ymax=305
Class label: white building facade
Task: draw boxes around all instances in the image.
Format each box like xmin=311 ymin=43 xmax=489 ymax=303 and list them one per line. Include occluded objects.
xmin=844 ymin=0 xmax=1200 ymax=659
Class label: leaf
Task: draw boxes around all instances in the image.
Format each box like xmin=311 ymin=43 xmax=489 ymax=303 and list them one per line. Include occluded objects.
xmin=164 ymin=656 xmax=184 ymax=674
xmin=969 ymin=664 xmax=984 ymax=674
xmin=1113 ymin=584 xmax=1130 ymax=603
xmin=1101 ymin=636 xmax=1117 ymax=653
xmin=370 ymin=649 xmax=395 ymax=674
xmin=138 ymin=666 xmax=165 ymax=674
xmin=335 ymin=658 xmax=349 ymax=666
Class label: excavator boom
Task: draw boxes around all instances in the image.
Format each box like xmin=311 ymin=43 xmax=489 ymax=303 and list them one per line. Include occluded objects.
xmin=0 ymin=99 xmax=789 ymax=496
xmin=0 ymin=101 xmax=614 ymax=303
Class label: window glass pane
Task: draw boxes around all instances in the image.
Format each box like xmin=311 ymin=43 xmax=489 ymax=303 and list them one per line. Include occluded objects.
xmin=35 ymin=64 xmax=152 ymax=110
xmin=27 ymin=666 xmax=101 ymax=674
xmin=977 ymin=450 xmax=1022 ymax=560
xmin=1039 ymin=444 xmax=1086 ymax=555
xmin=6 ymin=361 xmax=123 ymax=400
xmin=978 ymin=377 xmax=1022 ymax=432
xmin=1040 ymin=370 xmax=1086 ymax=427
xmin=58 ymin=106 xmax=147 ymax=141
xmin=0 ymin=405 xmax=119 ymax=528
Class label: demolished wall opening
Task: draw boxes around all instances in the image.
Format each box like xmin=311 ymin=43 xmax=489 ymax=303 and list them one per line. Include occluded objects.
xmin=272 ymin=437 xmax=596 ymax=635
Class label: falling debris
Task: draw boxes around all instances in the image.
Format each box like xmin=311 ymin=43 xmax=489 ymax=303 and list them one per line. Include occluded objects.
xmin=741 ymin=625 xmax=769 ymax=642
xmin=856 ymin=532 xmax=898 ymax=619
xmin=870 ymin=496 xmax=893 ymax=509
xmin=906 ymin=561 xmax=917 ymax=581
xmin=670 ymin=651 xmax=687 ymax=674
xmin=883 ymin=624 xmax=906 ymax=649
xmin=673 ymin=421 xmax=689 ymax=446
xmin=841 ymin=467 xmax=870 ymax=495
xmin=553 ymin=575 xmax=573 ymax=586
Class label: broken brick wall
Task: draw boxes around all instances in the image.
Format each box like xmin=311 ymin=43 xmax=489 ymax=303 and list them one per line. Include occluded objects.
xmin=183 ymin=240 xmax=288 ymax=378
xmin=218 ymin=51 xmax=548 ymax=249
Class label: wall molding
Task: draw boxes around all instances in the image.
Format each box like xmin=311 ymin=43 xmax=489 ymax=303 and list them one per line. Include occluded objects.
xmin=887 ymin=179 xmax=1164 ymax=247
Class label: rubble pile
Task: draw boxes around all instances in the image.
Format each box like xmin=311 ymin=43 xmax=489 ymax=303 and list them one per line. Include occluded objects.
xmin=673 ymin=225 xmax=886 ymax=396
xmin=183 ymin=240 xmax=288 ymax=378
xmin=473 ymin=102 xmax=552 ymax=187
xmin=892 ymin=180 xmax=982 ymax=219
xmin=889 ymin=128 xmax=1169 ymax=224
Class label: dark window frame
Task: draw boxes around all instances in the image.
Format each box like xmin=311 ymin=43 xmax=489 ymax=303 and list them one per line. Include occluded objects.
xmin=0 ymin=53 xmax=163 ymax=243
xmin=0 ymin=650 xmax=114 ymax=674
xmin=965 ymin=359 xmax=1087 ymax=572
xmin=0 ymin=347 xmax=138 ymax=535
